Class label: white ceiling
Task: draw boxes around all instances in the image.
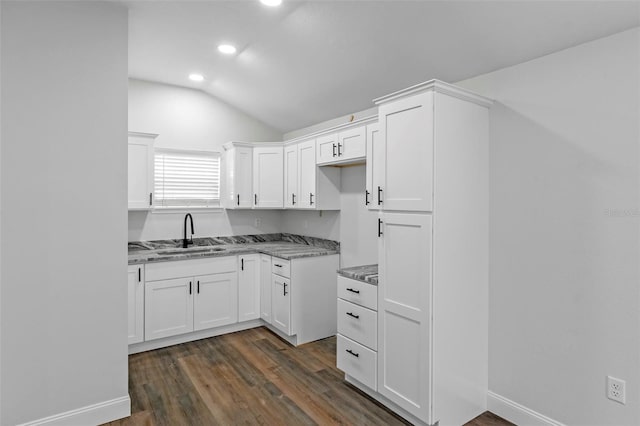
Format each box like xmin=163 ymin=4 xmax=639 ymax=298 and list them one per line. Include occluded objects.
xmin=127 ymin=0 xmax=640 ymax=133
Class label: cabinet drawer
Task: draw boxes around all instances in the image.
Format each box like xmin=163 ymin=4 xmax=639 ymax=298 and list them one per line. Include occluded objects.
xmin=337 ymin=299 xmax=377 ymax=350
xmin=337 ymin=275 xmax=377 ymax=311
xmin=146 ymin=256 xmax=237 ymax=281
xmin=271 ymin=257 xmax=291 ymax=278
xmin=337 ymin=334 xmax=377 ymax=390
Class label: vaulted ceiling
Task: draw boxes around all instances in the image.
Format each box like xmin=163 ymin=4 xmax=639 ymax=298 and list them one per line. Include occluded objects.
xmin=127 ymin=0 xmax=640 ymax=133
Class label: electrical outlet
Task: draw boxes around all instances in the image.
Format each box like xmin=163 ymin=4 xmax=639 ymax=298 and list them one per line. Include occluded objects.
xmin=607 ymin=376 xmax=626 ymax=404
xmin=254 ymin=218 xmax=261 ymax=227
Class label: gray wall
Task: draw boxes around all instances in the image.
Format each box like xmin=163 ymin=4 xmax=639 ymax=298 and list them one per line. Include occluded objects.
xmin=458 ymin=27 xmax=640 ymax=425
xmin=1 ymin=1 xmax=129 ymax=424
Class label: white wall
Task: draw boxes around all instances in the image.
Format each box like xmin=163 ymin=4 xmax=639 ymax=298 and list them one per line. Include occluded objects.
xmin=457 ymin=27 xmax=640 ymax=426
xmin=128 ymin=79 xmax=283 ymax=241
xmin=337 ymin=165 xmax=377 ymax=267
xmin=1 ymin=2 xmax=129 ymax=424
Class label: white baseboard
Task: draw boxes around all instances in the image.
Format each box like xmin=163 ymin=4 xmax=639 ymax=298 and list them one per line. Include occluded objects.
xmin=488 ymin=391 xmax=565 ymax=426
xmin=18 ymin=395 xmax=130 ymax=426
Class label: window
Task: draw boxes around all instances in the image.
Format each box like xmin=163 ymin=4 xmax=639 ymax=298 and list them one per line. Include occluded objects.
xmin=154 ymin=149 xmax=221 ymax=208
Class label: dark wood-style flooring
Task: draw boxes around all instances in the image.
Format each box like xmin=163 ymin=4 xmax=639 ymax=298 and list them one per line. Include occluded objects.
xmin=104 ymin=327 xmax=513 ymax=426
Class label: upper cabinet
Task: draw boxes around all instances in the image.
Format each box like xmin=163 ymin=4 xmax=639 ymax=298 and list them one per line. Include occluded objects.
xmin=316 ymin=126 xmax=366 ymax=166
xmin=253 ymin=146 xmax=284 ymax=208
xmin=222 ymin=143 xmax=283 ymax=209
xmin=365 ymin=123 xmax=382 ymax=210
xmin=128 ymin=132 xmax=156 ymax=210
xmin=377 ymin=92 xmax=434 ymax=212
xmin=283 ymin=145 xmax=298 ymax=208
xmin=283 ymin=139 xmax=341 ymax=210
xmin=223 ymin=145 xmax=253 ymax=209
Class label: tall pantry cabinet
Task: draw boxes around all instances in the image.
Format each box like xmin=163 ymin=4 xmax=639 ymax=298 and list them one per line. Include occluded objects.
xmin=372 ymin=80 xmax=491 ymax=426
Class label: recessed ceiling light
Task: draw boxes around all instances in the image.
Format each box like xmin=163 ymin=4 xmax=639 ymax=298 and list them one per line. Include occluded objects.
xmin=189 ymin=73 xmax=204 ymax=82
xmin=218 ymin=44 xmax=237 ymax=55
xmin=260 ymin=0 xmax=282 ymax=6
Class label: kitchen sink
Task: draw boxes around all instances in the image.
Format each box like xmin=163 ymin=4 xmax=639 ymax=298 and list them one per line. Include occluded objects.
xmin=159 ymin=247 xmax=226 ymax=255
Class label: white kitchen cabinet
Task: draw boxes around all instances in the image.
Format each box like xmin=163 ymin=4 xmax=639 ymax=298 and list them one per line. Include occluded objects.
xmin=128 ymin=132 xmax=156 ymax=210
xmin=259 ymin=254 xmax=273 ymax=323
xmin=238 ymin=254 xmax=261 ymax=322
xmin=336 ymin=125 xmax=366 ymax=162
xmin=377 ymin=212 xmax=432 ymax=420
xmin=368 ymin=80 xmax=491 ymax=426
xmin=222 ymin=145 xmax=253 ymax=209
xmin=194 ymin=272 xmax=238 ymax=331
xmin=145 ymin=277 xmax=194 ymax=341
xmin=315 ymin=126 xmax=366 ymax=166
xmin=283 ymin=145 xmax=298 ymax=208
xmin=253 ymin=146 xmax=283 ymax=208
xmin=377 ymin=92 xmax=434 ymax=211
xmin=143 ymin=256 xmax=238 ymax=342
xmin=315 ymin=132 xmax=339 ymax=165
xmin=336 ymin=274 xmax=378 ymax=391
xmin=365 ymin=123 xmax=383 ymax=210
xmin=267 ymin=254 xmax=339 ymax=345
xmin=283 ymin=139 xmax=341 ymax=210
xmin=127 ymin=264 xmax=144 ymax=344
xmin=271 ymin=274 xmax=291 ymax=335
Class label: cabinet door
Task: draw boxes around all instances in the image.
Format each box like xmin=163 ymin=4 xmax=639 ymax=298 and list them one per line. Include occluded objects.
xmin=366 ymin=123 xmax=382 ymax=210
xmin=145 ymin=277 xmax=193 ymax=341
xmin=226 ymin=147 xmax=253 ymax=209
xmin=260 ymin=255 xmax=273 ymax=323
xmin=378 ymin=212 xmax=432 ymax=421
xmin=283 ymin=145 xmax=298 ymax=208
xmin=128 ymin=133 xmax=155 ymax=209
xmin=238 ymin=254 xmax=261 ymax=322
xmin=297 ymin=139 xmax=316 ymax=209
xmin=253 ymin=146 xmax=283 ymax=208
xmin=194 ymin=272 xmax=238 ymax=331
xmin=271 ymin=274 xmax=292 ymax=335
xmin=316 ymin=133 xmax=339 ymax=165
xmin=127 ymin=265 xmax=144 ymax=344
xmin=337 ymin=125 xmax=366 ymax=161
xmin=378 ymin=92 xmax=434 ymax=211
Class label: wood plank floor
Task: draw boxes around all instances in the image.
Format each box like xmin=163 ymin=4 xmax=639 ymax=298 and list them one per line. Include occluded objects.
xmin=104 ymin=327 xmax=513 ymax=426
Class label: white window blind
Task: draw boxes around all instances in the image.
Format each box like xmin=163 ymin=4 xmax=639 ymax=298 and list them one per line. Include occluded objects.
xmin=154 ymin=149 xmax=221 ymax=207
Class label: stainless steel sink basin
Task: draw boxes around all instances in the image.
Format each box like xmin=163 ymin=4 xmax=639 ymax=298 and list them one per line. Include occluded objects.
xmin=159 ymin=247 xmax=226 ymax=255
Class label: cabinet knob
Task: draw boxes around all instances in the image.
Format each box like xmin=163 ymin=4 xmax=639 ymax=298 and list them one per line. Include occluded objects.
xmin=309 ymin=193 xmax=314 ymax=206
xmin=365 ymin=190 xmax=370 ymax=206
xmin=332 ymin=143 xmax=337 ymax=157
xmin=337 ymin=143 xmax=342 ymax=156
xmin=378 ymin=218 xmax=383 ymax=237
xmin=346 ymin=288 xmax=360 ymax=294
xmin=346 ymin=312 xmax=360 ymax=319
xmin=377 ymin=186 xmax=383 ymax=205
xmin=346 ymin=349 xmax=359 ymax=358
xmin=283 ymin=282 xmax=288 ymax=296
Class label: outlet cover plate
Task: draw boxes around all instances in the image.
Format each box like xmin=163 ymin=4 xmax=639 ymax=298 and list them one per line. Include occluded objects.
xmin=607 ymin=376 xmax=626 ymax=404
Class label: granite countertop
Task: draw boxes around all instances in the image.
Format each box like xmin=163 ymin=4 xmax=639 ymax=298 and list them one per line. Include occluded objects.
xmin=337 ymin=264 xmax=378 ymax=285
xmin=128 ymin=233 xmax=339 ymax=265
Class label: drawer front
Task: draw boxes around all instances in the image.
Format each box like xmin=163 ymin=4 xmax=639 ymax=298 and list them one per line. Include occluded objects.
xmin=337 ymin=334 xmax=377 ymax=390
xmin=337 ymin=275 xmax=377 ymax=311
xmin=271 ymin=257 xmax=291 ymax=278
xmin=337 ymin=299 xmax=377 ymax=350
xmin=146 ymin=256 xmax=237 ymax=281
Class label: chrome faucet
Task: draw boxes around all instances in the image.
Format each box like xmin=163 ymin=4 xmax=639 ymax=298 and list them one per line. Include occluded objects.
xmin=183 ymin=213 xmax=195 ymax=248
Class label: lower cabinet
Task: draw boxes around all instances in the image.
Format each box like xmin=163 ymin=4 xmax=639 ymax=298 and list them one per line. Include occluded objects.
xmin=259 ymin=254 xmax=273 ymax=323
xmin=194 ymin=272 xmax=238 ymax=331
xmin=238 ymin=254 xmax=261 ymax=322
xmin=336 ymin=275 xmax=378 ymax=390
xmin=271 ymin=274 xmax=291 ymax=335
xmin=145 ymin=277 xmax=194 ymax=341
xmin=127 ymin=264 xmax=144 ymax=344
xmin=143 ymin=256 xmax=238 ymax=342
